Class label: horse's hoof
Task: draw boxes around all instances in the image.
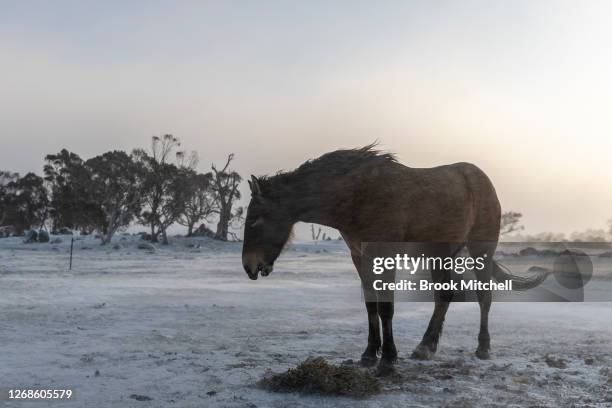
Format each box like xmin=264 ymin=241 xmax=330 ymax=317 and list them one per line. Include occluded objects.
xmin=374 ymin=360 xmax=395 ymax=377
xmin=475 ymin=348 xmax=490 ymax=360
xmin=411 ymin=344 xmax=433 ymax=360
xmin=360 ymin=354 xmax=378 ymax=367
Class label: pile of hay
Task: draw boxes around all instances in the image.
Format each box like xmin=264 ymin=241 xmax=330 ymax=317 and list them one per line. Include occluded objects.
xmin=259 ymin=357 xmax=380 ymax=398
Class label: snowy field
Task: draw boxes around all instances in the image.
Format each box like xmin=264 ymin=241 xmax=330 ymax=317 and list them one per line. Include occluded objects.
xmin=0 ymin=235 xmax=611 ymax=408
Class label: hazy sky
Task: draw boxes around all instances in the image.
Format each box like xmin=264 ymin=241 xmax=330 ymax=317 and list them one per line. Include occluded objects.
xmin=1 ymin=0 xmax=611 ymax=236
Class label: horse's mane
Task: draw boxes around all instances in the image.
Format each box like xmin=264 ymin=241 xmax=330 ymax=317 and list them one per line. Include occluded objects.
xmin=259 ymin=144 xmax=397 ymax=193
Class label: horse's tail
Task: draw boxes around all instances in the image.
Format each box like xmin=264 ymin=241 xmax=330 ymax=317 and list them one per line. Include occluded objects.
xmin=492 ymin=260 xmax=550 ymax=290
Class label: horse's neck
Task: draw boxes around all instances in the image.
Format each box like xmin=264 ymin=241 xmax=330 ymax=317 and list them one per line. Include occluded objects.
xmin=282 ymin=175 xmax=354 ymax=230
xmin=295 ymin=203 xmax=341 ymax=229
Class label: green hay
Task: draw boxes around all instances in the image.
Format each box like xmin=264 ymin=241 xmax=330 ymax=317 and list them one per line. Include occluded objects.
xmin=259 ymin=357 xmax=380 ymax=398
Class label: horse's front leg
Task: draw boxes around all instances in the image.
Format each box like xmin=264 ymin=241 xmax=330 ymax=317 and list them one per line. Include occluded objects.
xmin=360 ymin=301 xmax=381 ymax=366
xmin=376 ymin=301 xmax=397 ymax=375
xmin=353 ymin=252 xmax=382 ymax=367
xmin=353 ymin=251 xmax=396 ymax=373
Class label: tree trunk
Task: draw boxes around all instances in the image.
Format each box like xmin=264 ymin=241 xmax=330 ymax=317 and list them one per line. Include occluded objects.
xmin=161 ymin=229 xmax=168 ymax=245
xmin=101 ymin=211 xmax=117 ymax=245
xmin=215 ymin=206 xmax=230 ymax=241
xmin=102 ymin=228 xmax=114 ymax=245
xmin=187 ymin=222 xmax=194 ymax=237
xmin=150 ymin=223 xmax=158 ymax=242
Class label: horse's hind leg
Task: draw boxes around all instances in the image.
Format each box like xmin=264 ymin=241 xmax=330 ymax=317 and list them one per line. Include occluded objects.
xmin=474 ymin=283 xmax=492 ymax=359
xmin=412 ymin=245 xmax=454 ymax=360
xmin=411 ymin=290 xmax=452 ymax=360
xmin=468 ymin=241 xmax=496 ymax=360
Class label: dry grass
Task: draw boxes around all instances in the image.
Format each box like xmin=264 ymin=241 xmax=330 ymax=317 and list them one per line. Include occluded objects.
xmin=259 ymin=357 xmax=380 ymax=398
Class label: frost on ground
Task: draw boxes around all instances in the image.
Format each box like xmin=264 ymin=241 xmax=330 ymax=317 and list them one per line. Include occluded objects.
xmin=0 ymin=235 xmax=611 ymax=407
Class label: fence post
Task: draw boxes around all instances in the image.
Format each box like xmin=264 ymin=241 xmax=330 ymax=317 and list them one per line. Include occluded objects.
xmin=69 ymin=237 xmax=74 ymax=270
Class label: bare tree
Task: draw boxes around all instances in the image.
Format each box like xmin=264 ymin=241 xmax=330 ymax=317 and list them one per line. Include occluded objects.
xmin=211 ymin=154 xmax=242 ymax=241
xmin=500 ymin=211 xmax=524 ymax=236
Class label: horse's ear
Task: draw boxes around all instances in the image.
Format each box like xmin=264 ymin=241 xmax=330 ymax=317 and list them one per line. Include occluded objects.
xmin=249 ymin=175 xmax=262 ymax=198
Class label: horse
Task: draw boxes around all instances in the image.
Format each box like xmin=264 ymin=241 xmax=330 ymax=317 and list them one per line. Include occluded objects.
xmin=241 ymin=145 xmax=547 ymax=374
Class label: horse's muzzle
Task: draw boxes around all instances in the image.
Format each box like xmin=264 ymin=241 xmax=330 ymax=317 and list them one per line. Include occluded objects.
xmin=244 ymin=263 xmax=259 ymax=280
xmin=243 ymin=263 xmax=273 ymax=280
xmin=260 ymin=264 xmax=273 ymax=277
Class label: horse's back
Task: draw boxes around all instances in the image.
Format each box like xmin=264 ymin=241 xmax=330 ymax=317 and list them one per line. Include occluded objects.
xmin=446 ymin=162 xmax=501 ymax=241
xmin=375 ymin=161 xmax=501 ymax=242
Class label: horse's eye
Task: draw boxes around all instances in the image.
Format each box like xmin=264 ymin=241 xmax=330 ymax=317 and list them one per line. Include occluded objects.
xmin=251 ymin=217 xmax=264 ymax=227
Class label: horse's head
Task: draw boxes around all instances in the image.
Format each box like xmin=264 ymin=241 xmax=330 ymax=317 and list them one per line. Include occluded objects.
xmin=242 ymin=175 xmax=294 ymax=280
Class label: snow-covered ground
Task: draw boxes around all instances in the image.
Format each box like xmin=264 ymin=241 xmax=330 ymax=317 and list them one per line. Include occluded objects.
xmin=0 ymin=235 xmax=611 ymax=407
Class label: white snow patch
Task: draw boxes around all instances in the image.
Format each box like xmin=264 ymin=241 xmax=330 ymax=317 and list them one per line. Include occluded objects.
xmin=0 ymin=235 xmax=610 ymax=407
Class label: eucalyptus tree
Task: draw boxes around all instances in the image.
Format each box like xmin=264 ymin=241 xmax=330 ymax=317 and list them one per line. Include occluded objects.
xmin=85 ymin=151 xmax=144 ymax=244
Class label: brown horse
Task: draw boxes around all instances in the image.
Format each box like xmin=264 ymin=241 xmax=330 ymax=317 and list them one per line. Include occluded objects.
xmin=241 ymin=145 xmax=547 ymax=373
